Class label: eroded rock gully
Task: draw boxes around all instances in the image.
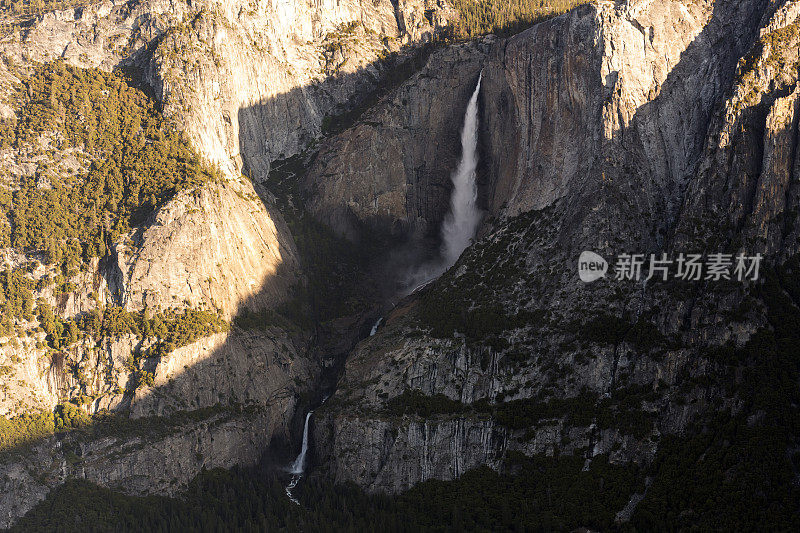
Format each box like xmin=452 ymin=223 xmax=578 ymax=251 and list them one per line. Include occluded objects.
xmin=0 ymin=0 xmax=455 ymax=526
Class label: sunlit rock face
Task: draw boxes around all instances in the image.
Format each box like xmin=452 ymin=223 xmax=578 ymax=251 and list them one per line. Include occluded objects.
xmin=0 ymin=0 xmax=453 ymax=316
xmin=2 ymin=0 xmax=800 ymax=527
xmin=0 ymin=0 xmax=452 ymax=403
xmin=115 ymin=183 xmax=298 ymax=320
xmin=1 ymin=0 xmax=452 ymax=180
xmin=0 ymin=0 xmax=453 ymax=526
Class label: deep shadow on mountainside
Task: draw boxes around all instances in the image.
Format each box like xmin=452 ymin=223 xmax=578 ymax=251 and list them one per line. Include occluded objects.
xmin=0 ymin=26 xmax=494 ymax=528
xmin=2 ymin=0 xmax=800 ymax=531
xmin=310 ymin=0 xmax=800 ymax=528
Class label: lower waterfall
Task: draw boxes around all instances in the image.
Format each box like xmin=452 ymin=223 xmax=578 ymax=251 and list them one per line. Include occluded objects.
xmin=285 ymin=410 xmax=313 ymax=505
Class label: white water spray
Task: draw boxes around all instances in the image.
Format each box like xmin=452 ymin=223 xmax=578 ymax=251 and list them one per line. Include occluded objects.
xmin=370 ymin=317 xmax=383 ymax=336
xmin=285 ymin=475 xmax=301 ymax=506
xmin=290 ymin=411 xmax=313 ymax=475
xmin=285 ymin=410 xmax=313 ymax=505
xmin=401 ymin=73 xmax=484 ymax=292
xmin=441 ymin=72 xmax=483 ymax=267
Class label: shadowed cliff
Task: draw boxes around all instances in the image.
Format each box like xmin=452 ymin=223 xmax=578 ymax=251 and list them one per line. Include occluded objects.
xmin=0 ymin=31 xmax=494 ymax=527
xmin=4 ymin=0 xmax=799 ymax=530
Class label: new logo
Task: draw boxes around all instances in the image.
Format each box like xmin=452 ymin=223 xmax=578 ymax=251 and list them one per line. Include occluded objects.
xmin=578 ymin=251 xmax=608 ymax=283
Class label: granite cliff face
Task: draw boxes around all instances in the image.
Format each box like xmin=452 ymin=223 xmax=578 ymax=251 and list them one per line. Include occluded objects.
xmin=305 ymin=0 xmax=769 ymax=244
xmin=311 ymin=0 xmax=800 ymax=503
xmin=114 ymin=184 xmax=298 ymax=320
xmin=302 ymin=40 xmax=488 ymax=242
xmin=0 ymin=0 xmax=453 ymax=527
xmin=0 ymin=404 xmax=287 ymax=527
xmin=2 ymin=0 xmax=800 ymax=527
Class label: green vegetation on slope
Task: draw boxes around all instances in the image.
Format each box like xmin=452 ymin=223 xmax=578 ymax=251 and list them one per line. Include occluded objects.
xmin=0 ymin=304 xmax=228 ymax=450
xmin=82 ymin=305 xmax=228 ymax=389
xmin=403 ymin=226 xmax=800 ymax=529
xmin=0 ymin=61 xmax=228 ymax=350
xmin=386 ymin=386 xmax=659 ymax=439
xmin=0 ymin=0 xmax=86 ymax=18
xmin=9 ymin=343 xmax=800 ymax=533
xmin=0 ymin=403 xmax=88 ymax=453
xmin=91 ymin=306 xmax=229 ymax=355
xmin=626 ymin=265 xmax=800 ymax=530
xmin=0 ymin=404 xmax=244 ymax=457
xmin=0 ymin=267 xmax=34 ymax=334
xmin=0 ymin=60 xmax=220 ymax=266
xmin=448 ymin=0 xmax=587 ymax=38
xmin=2 ymin=296 xmax=226 ymax=354
xmin=416 ymin=209 xmax=542 ymax=340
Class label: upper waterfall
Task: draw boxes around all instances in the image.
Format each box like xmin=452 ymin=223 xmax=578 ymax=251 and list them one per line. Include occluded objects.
xmin=441 ymin=72 xmax=483 ymax=267
xmin=399 ymin=72 xmax=485 ymax=294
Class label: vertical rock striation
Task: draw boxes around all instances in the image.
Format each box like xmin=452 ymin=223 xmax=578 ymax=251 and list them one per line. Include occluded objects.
xmin=313 ymin=0 xmax=799 ymax=497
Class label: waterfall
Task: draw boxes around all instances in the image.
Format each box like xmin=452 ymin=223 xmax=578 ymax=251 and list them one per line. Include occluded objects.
xmin=285 ymin=410 xmax=313 ymax=505
xmin=290 ymin=411 xmax=313 ymax=474
xmin=440 ymin=71 xmax=483 ymax=267
xmin=402 ymin=72 xmax=484 ymax=293
xmin=370 ymin=317 xmax=383 ymax=336
xmin=285 ymin=476 xmax=301 ymax=506
xmin=284 ymin=396 xmax=331 ymax=506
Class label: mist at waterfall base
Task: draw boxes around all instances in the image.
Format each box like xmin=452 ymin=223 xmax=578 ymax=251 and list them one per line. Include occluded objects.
xmin=401 ymin=73 xmax=484 ymax=294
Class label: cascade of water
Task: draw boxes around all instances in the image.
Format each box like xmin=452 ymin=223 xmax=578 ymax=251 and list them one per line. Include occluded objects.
xmin=370 ymin=317 xmax=383 ymax=336
xmin=401 ymin=72 xmax=485 ymax=293
xmin=285 ymin=73 xmax=486 ymax=506
xmin=285 ymin=410 xmax=313 ymax=505
xmin=440 ymin=71 xmax=483 ymax=267
xmin=290 ymin=411 xmax=313 ymax=474
xmin=285 ymin=475 xmax=301 ymax=506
